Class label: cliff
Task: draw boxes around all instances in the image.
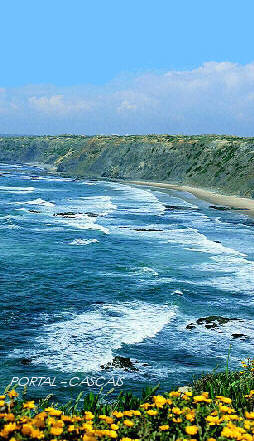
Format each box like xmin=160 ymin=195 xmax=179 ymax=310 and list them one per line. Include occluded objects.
xmin=0 ymin=133 xmax=254 ymax=197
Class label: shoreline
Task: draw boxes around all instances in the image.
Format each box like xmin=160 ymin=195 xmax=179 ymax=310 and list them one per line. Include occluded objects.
xmin=127 ymin=180 xmax=254 ymax=218
xmin=16 ymin=162 xmax=254 ymax=218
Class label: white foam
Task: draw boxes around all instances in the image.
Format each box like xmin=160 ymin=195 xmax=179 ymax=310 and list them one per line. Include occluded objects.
xmin=103 ymin=182 xmax=165 ymax=215
xmin=78 ymin=196 xmax=117 ymax=216
xmin=69 ymin=238 xmax=99 ymax=246
xmin=27 ymin=302 xmax=176 ymax=372
xmin=15 ymin=198 xmax=55 ymax=207
xmin=56 ymin=214 xmax=110 ymax=234
xmin=165 ymin=227 xmax=245 ymax=256
xmin=0 ymin=185 xmax=35 ymax=194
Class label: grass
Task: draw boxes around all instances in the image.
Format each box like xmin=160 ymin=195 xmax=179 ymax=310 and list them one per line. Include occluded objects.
xmin=0 ymin=359 xmax=254 ymax=440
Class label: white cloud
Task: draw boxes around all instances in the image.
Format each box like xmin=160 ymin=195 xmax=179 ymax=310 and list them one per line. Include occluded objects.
xmin=1 ymin=62 xmax=254 ymax=135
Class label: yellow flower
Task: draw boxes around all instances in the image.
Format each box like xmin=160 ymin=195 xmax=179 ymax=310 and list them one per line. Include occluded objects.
xmin=83 ymin=435 xmax=97 ymax=441
xmin=172 ymin=407 xmax=182 ymax=415
xmin=105 ymin=416 xmax=114 ymax=424
xmin=120 ymin=438 xmax=140 ymax=441
xmin=0 ymin=395 xmax=6 ymax=399
xmin=99 ymin=414 xmax=107 ymax=420
xmin=4 ymin=413 xmax=15 ymax=422
xmin=124 ymin=419 xmax=134 ymax=427
xmin=30 ymin=428 xmax=44 ymax=439
xmin=169 ymin=391 xmax=181 ymax=397
xmin=111 ymin=424 xmax=119 ymax=430
xmin=206 ymin=415 xmax=221 ymax=425
xmin=23 ymin=400 xmax=36 ymax=409
xmin=159 ymin=424 xmax=170 ymax=430
xmin=219 ymin=405 xmax=235 ymax=414
xmin=146 ymin=409 xmax=158 ymax=416
xmin=153 ymin=395 xmax=167 ymax=408
xmin=185 ymin=412 xmax=195 ymax=422
xmin=0 ymin=401 xmax=5 ymax=407
xmin=50 ymin=426 xmax=63 ymax=436
xmin=68 ymin=424 xmax=75 ymax=431
xmin=245 ymin=411 xmax=254 ymax=420
xmin=22 ymin=424 xmax=33 ymax=436
xmin=193 ymin=395 xmax=211 ymax=403
xmin=140 ymin=403 xmax=153 ymax=409
xmin=216 ymin=395 xmax=232 ymax=404
xmin=8 ymin=390 xmax=18 ymax=398
xmin=112 ymin=411 xmax=124 ymax=418
xmin=185 ymin=425 xmax=198 ymax=435
xmin=84 ymin=411 xmax=94 ymax=420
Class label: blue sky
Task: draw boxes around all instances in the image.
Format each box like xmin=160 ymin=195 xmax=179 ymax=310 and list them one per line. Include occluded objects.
xmin=1 ymin=0 xmax=254 ymax=134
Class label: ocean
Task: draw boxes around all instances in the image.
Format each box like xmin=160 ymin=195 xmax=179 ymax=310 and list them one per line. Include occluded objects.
xmin=0 ymin=162 xmax=253 ymax=402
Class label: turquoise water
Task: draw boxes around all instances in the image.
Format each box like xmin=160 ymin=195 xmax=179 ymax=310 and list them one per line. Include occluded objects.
xmin=0 ymin=163 xmax=253 ymax=402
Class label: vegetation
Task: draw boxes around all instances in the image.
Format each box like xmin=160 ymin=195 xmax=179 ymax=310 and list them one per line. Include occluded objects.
xmin=0 ymin=134 xmax=254 ymax=197
xmin=0 ymin=359 xmax=253 ymax=440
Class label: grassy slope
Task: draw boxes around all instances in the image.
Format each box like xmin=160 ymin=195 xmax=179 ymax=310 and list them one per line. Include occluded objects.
xmin=0 ymin=134 xmax=254 ymax=197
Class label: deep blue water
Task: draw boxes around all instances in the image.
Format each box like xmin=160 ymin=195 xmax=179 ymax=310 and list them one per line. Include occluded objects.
xmin=0 ymin=163 xmax=253 ymax=402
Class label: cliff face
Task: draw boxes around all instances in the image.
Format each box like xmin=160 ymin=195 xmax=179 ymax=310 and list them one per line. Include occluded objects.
xmin=0 ymin=134 xmax=254 ymax=197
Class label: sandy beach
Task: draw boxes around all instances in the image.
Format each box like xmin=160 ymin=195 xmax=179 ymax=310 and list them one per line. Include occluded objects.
xmin=128 ymin=180 xmax=254 ymax=217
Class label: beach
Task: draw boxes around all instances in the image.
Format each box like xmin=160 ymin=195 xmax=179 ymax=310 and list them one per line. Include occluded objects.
xmin=128 ymin=180 xmax=254 ymax=217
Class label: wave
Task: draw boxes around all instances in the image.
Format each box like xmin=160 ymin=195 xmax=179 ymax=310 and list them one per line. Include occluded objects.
xmin=78 ymin=195 xmax=117 ymax=216
xmin=0 ymin=185 xmax=35 ymax=194
xmin=15 ymin=198 xmax=55 ymax=207
xmin=103 ymin=182 xmax=166 ymax=214
xmin=27 ymin=302 xmax=176 ymax=372
xmin=69 ymin=238 xmax=99 ymax=246
xmin=55 ymin=214 xmax=110 ymax=234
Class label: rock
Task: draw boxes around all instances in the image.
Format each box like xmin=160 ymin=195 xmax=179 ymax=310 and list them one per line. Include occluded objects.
xmin=186 ymin=316 xmax=240 ymax=331
xmin=85 ymin=212 xmax=99 ymax=217
xmin=164 ymin=205 xmax=193 ymax=211
xmin=29 ymin=209 xmax=40 ymax=214
xmin=209 ymin=205 xmax=230 ymax=211
xmin=134 ymin=228 xmax=163 ymax=232
xmin=100 ymin=356 xmax=139 ymax=372
xmin=54 ymin=212 xmax=81 ymax=218
xmin=20 ymin=358 xmax=32 ymax=365
xmin=231 ymin=333 xmax=248 ymax=340
xmin=196 ymin=316 xmax=239 ymax=327
xmin=214 ymin=240 xmax=221 ymax=243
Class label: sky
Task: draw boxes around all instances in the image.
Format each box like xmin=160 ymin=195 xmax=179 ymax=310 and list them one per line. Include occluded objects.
xmin=1 ymin=0 xmax=254 ymax=135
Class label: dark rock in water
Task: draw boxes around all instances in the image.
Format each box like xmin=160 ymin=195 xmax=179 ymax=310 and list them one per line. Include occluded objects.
xmin=186 ymin=316 xmax=240 ymax=331
xmin=94 ymin=301 xmax=105 ymax=304
xmin=29 ymin=209 xmax=40 ymax=214
xmin=85 ymin=212 xmax=99 ymax=217
xmin=196 ymin=316 xmax=239 ymax=327
xmin=20 ymin=358 xmax=32 ymax=365
xmin=134 ymin=228 xmax=163 ymax=232
xmin=164 ymin=205 xmax=193 ymax=211
xmin=54 ymin=212 xmax=81 ymax=218
xmin=209 ymin=205 xmax=230 ymax=211
xmin=231 ymin=333 xmax=248 ymax=340
xmin=100 ymin=356 xmax=139 ymax=372
xmin=231 ymin=207 xmax=250 ymax=211
xmin=214 ymin=240 xmax=221 ymax=243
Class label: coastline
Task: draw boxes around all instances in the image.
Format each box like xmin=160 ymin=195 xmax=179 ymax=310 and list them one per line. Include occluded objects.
xmin=127 ymin=180 xmax=254 ymax=217
xmin=19 ymin=162 xmax=254 ymax=218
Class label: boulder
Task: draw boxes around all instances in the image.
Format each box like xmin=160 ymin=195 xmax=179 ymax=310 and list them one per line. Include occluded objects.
xmin=100 ymin=356 xmax=139 ymax=372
